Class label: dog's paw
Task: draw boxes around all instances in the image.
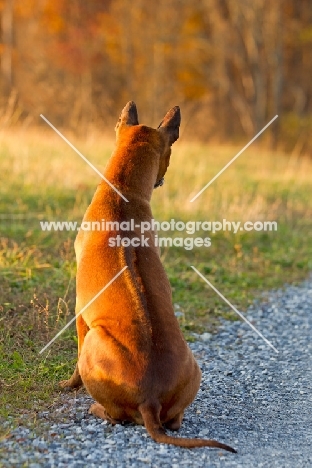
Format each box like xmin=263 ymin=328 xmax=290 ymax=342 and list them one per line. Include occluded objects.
xmin=88 ymin=403 xmax=118 ymax=425
xmin=59 ymin=379 xmax=81 ymax=390
xmin=88 ymin=403 xmax=104 ymax=417
xmin=59 ymin=371 xmax=83 ymax=390
xmin=59 ymin=379 xmax=73 ymax=390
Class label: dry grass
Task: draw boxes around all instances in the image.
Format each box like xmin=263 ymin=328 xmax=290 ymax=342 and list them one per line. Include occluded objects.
xmin=1 ymin=127 xmax=310 ymax=221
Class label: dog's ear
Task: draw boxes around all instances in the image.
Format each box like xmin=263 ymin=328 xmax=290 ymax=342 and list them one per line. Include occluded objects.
xmin=115 ymin=101 xmax=139 ymax=132
xmin=157 ymin=106 xmax=181 ymax=145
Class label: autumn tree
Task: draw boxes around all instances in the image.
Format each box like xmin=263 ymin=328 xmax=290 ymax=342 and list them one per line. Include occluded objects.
xmin=0 ymin=0 xmax=311 ymax=151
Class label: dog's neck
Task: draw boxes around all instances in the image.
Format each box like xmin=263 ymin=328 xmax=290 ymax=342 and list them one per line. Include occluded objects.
xmin=104 ymin=127 xmax=164 ymax=202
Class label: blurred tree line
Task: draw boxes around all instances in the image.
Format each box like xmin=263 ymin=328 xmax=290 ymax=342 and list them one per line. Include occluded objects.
xmin=0 ymin=0 xmax=311 ymax=152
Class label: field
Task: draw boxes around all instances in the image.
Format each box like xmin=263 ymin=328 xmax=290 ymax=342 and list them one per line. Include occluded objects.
xmin=1 ymin=127 xmax=312 ymax=430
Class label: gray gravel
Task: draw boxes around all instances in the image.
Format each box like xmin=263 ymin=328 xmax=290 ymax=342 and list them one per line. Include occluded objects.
xmin=1 ymin=279 xmax=312 ymax=467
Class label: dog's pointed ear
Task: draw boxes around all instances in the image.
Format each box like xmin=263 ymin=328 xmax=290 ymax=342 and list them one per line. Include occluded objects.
xmin=115 ymin=101 xmax=139 ymax=132
xmin=157 ymin=106 xmax=181 ymax=145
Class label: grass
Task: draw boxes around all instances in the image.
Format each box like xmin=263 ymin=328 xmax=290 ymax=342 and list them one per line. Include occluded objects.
xmin=0 ymin=127 xmax=312 ymax=431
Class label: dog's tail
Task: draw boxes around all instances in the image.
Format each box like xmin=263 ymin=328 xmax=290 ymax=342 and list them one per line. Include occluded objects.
xmin=139 ymin=403 xmax=237 ymax=453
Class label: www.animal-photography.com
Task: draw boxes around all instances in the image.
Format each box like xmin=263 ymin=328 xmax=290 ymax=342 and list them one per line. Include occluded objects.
xmin=1 ymin=2 xmax=312 ymax=467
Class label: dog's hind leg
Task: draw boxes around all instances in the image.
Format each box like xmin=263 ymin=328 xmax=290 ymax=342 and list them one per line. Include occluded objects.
xmin=59 ymin=313 xmax=89 ymax=389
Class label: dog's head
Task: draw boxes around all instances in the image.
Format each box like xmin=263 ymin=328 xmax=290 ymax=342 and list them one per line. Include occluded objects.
xmin=115 ymin=101 xmax=181 ymax=189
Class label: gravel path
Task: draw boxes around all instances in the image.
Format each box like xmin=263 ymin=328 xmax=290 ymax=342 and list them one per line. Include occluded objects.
xmin=1 ymin=279 xmax=312 ymax=467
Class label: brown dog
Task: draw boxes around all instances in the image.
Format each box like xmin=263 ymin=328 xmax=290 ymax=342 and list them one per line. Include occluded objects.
xmin=60 ymin=102 xmax=236 ymax=453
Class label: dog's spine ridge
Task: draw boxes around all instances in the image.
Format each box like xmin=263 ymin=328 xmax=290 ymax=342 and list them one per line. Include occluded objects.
xmin=139 ymin=403 xmax=237 ymax=453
